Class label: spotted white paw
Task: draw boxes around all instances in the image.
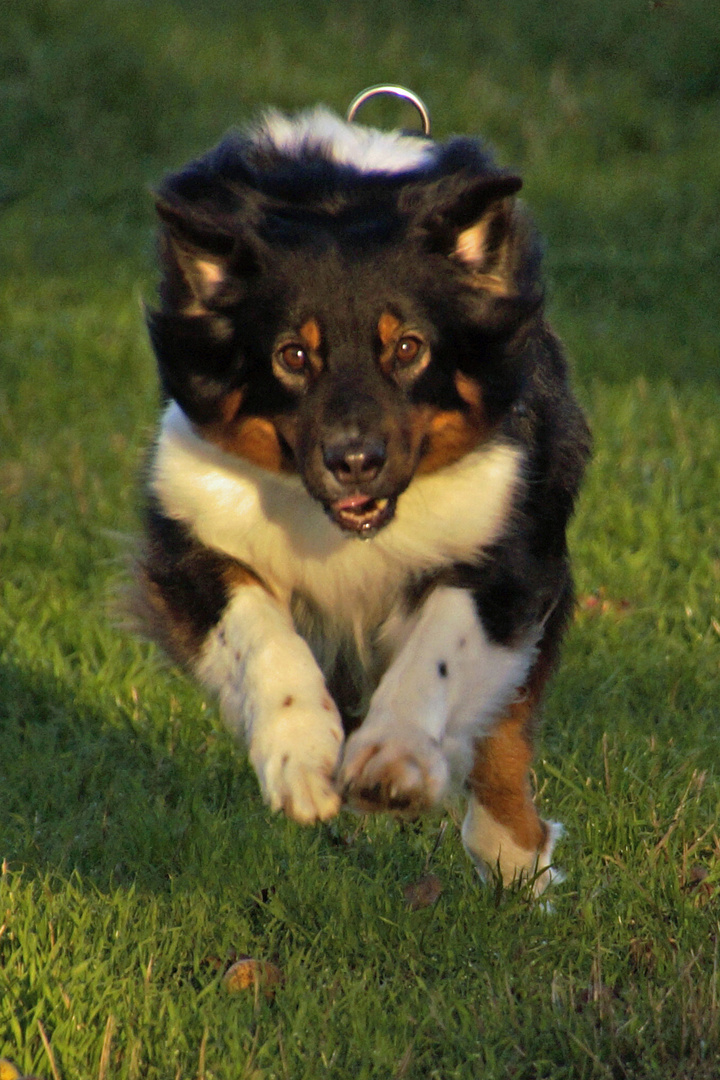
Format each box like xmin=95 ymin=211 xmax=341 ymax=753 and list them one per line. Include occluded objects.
xmin=340 ymin=727 xmax=450 ymax=816
xmin=249 ymin=704 xmax=344 ymax=824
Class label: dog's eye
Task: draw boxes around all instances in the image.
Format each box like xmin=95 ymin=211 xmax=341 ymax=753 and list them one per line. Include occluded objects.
xmin=279 ymin=344 xmax=309 ymax=373
xmin=395 ymin=336 xmax=422 ymax=366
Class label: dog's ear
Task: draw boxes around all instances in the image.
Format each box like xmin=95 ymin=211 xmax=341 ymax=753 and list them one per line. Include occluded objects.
xmin=408 ymin=172 xmax=531 ymax=298
xmin=155 ymin=193 xmax=262 ymax=313
xmin=450 ymin=177 xmax=525 ymax=298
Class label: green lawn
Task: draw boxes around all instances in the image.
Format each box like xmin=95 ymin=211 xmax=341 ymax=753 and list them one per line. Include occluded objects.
xmin=1 ymin=1 xmax=719 ymax=1076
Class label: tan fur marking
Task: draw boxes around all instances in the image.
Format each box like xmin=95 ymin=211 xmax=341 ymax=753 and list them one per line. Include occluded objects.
xmin=168 ymin=240 xmax=227 ymax=315
xmin=468 ymin=703 xmax=546 ymax=851
xmin=222 ymin=563 xmax=263 ymax=586
xmin=202 ymin=416 xmax=287 ymax=472
xmin=220 ymin=388 xmax=245 ymax=424
xmin=467 ymin=639 xmax=560 ymax=854
xmin=196 ymin=258 xmax=225 ymax=290
xmin=377 ymin=313 xmax=404 ymax=375
xmin=377 ymin=311 xmax=402 ymax=346
xmin=471 ymin=273 xmax=512 ymax=297
xmin=455 ymin=225 xmax=486 ymax=266
xmin=455 ymin=227 xmax=512 ymax=296
xmin=412 ymin=386 xmax=490 ymax=475
xmin=132 ymin=562 xmax=262 ymax=668
xmin=299 ymin=318 xmax=322 ymax=352
xmin=454 ymin=371 xmax=483 ymax=408
xmin=454 ymin=199 xmax=518 ymax=297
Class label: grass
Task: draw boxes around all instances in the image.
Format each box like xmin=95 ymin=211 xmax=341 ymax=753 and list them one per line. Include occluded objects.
xmin=1 ymin=0 xmax=719 ymax=1076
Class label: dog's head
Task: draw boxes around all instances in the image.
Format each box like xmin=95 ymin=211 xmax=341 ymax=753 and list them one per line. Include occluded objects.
xmin=148 ymin=109 xmax=543 ymax=536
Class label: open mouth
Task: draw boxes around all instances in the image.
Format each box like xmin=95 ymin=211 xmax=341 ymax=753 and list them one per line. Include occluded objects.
xmin=328 ymin=493 xmax=397 ymax=536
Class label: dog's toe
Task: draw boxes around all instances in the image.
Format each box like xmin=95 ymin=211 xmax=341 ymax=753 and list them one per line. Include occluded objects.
xmin=277 ymin=761 xmax=342 ymax=824
xmin=341 ymin=731 xmax=449 ymax=816
xmin=251 ymin=705 xmax=343 ymax=825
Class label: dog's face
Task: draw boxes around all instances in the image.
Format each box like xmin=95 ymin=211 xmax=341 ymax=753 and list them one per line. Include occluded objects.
xmin=148 ymin=116 xmax=542 ymax=536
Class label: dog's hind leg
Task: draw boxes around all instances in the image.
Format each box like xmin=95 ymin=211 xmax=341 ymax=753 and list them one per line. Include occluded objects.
xmin=462 ymin=697 xmax=562 ymax=896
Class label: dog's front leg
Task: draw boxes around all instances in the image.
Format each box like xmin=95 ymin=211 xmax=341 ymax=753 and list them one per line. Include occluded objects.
xmin=340 ymin=586 xmax=537 ymax=817
xmin=196 ymin=584 xmax=343 ymax=824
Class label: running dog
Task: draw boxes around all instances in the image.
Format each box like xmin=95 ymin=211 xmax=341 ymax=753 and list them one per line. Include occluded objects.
xmin=136 ymin=101 xmax=590 ymax=893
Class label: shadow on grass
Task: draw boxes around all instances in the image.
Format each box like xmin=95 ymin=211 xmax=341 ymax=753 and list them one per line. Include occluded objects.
xmin=0 ymin=653 xmax=263 ymax=893
xmin=0 ymin=652 xmax=416 ymax=902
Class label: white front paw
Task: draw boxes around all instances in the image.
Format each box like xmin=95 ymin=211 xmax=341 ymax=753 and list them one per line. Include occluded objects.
xmin=250 ymin=702 xmax=344 ymax=825
xmin=340 ymin=726 xmax=449 ymax=817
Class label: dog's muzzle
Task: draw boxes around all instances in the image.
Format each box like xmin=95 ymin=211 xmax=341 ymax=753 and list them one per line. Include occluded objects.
xmin=321 ymin=433 xmax=396 ymax=536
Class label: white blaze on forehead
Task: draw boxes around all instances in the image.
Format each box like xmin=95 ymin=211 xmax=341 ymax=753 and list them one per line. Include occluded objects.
xmin=256 ymin=107 xmax=435 ymax=175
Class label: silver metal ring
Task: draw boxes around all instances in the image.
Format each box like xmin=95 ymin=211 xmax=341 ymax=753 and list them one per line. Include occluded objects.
xmin=346 ymin=85 xmax=431 ymax=136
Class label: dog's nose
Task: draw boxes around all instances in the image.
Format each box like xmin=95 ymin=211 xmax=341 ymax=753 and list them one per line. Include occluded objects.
xmin=322 ymin=435 xmax=387 ymax=485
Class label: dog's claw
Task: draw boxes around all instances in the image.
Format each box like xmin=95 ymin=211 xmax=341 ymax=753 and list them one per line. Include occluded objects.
xmin=340 ymin=730 xmax=449 ymax=817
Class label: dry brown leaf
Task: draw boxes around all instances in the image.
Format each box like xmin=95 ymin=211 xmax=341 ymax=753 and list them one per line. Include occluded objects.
xmin=0 ymin=1062 xmax=23 ymax=1080
xmin=681 ymin=864 xmax=716 ymax=906
xmin=222 ymin=957 xmax=283 ymax=997
xmin=0 ymin=1061 xmax=44 ymax=1080
xmin=403 ymin=873 xmax=443 ymax=910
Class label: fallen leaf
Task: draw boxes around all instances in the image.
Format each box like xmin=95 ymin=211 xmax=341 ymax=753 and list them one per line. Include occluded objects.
xmin=223 ymin=957 xmax=283 ymax=997
xmin=681 ymin=864 xmax=716 ymax=906
xmin=404 ymin=873 xmax=443 ymax=910
xmin=0 ymin=1062 xmax=23 ymax=1080
xmin=0 ymin=1062 xmax=43 ymax=1080
xmin=688 ymin=864 xmax=709 ymax=885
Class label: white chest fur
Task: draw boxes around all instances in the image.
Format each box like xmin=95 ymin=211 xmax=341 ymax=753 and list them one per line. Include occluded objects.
xmin=150 ymin=403 xmax=524 ymax=632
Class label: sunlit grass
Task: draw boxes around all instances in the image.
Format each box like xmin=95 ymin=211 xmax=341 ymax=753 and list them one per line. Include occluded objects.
xmin=1 ymin=0 xmax=719 ymax=1076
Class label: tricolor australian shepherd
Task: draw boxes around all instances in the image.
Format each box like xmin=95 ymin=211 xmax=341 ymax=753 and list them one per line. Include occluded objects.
xmin=137 ymin=103 xmax=590 ymax=894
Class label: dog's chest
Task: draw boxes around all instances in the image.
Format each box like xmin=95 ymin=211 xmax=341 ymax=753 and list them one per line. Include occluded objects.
xmin=151 ymin=403 xmax=524 ymax=632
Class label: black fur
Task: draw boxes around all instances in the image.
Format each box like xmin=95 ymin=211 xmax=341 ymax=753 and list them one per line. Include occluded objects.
xmin=138 ymin=499 xmax=240 ymax=664
xmin=138 ymin=108 xmax=590 ymax=839
xmin=144 ymin=113 xmax=589 ymax=648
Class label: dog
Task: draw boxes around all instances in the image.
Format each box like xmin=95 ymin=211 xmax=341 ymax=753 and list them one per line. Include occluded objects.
xmin=136 ymin=100 xmax=590 ymax=894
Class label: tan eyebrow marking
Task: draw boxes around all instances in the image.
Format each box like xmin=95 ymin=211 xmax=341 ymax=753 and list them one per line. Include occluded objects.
xmin=299 ymin=318 xmax=322 ymax=352
xmin=454 ymin=371 xmax=483 ymax=408
xmin=377 ymin=311 xmax=402 ymax=346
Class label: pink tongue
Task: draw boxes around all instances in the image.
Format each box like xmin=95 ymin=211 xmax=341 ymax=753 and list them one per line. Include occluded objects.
xmin=333 ymin=494 xmax=373 ymax=512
